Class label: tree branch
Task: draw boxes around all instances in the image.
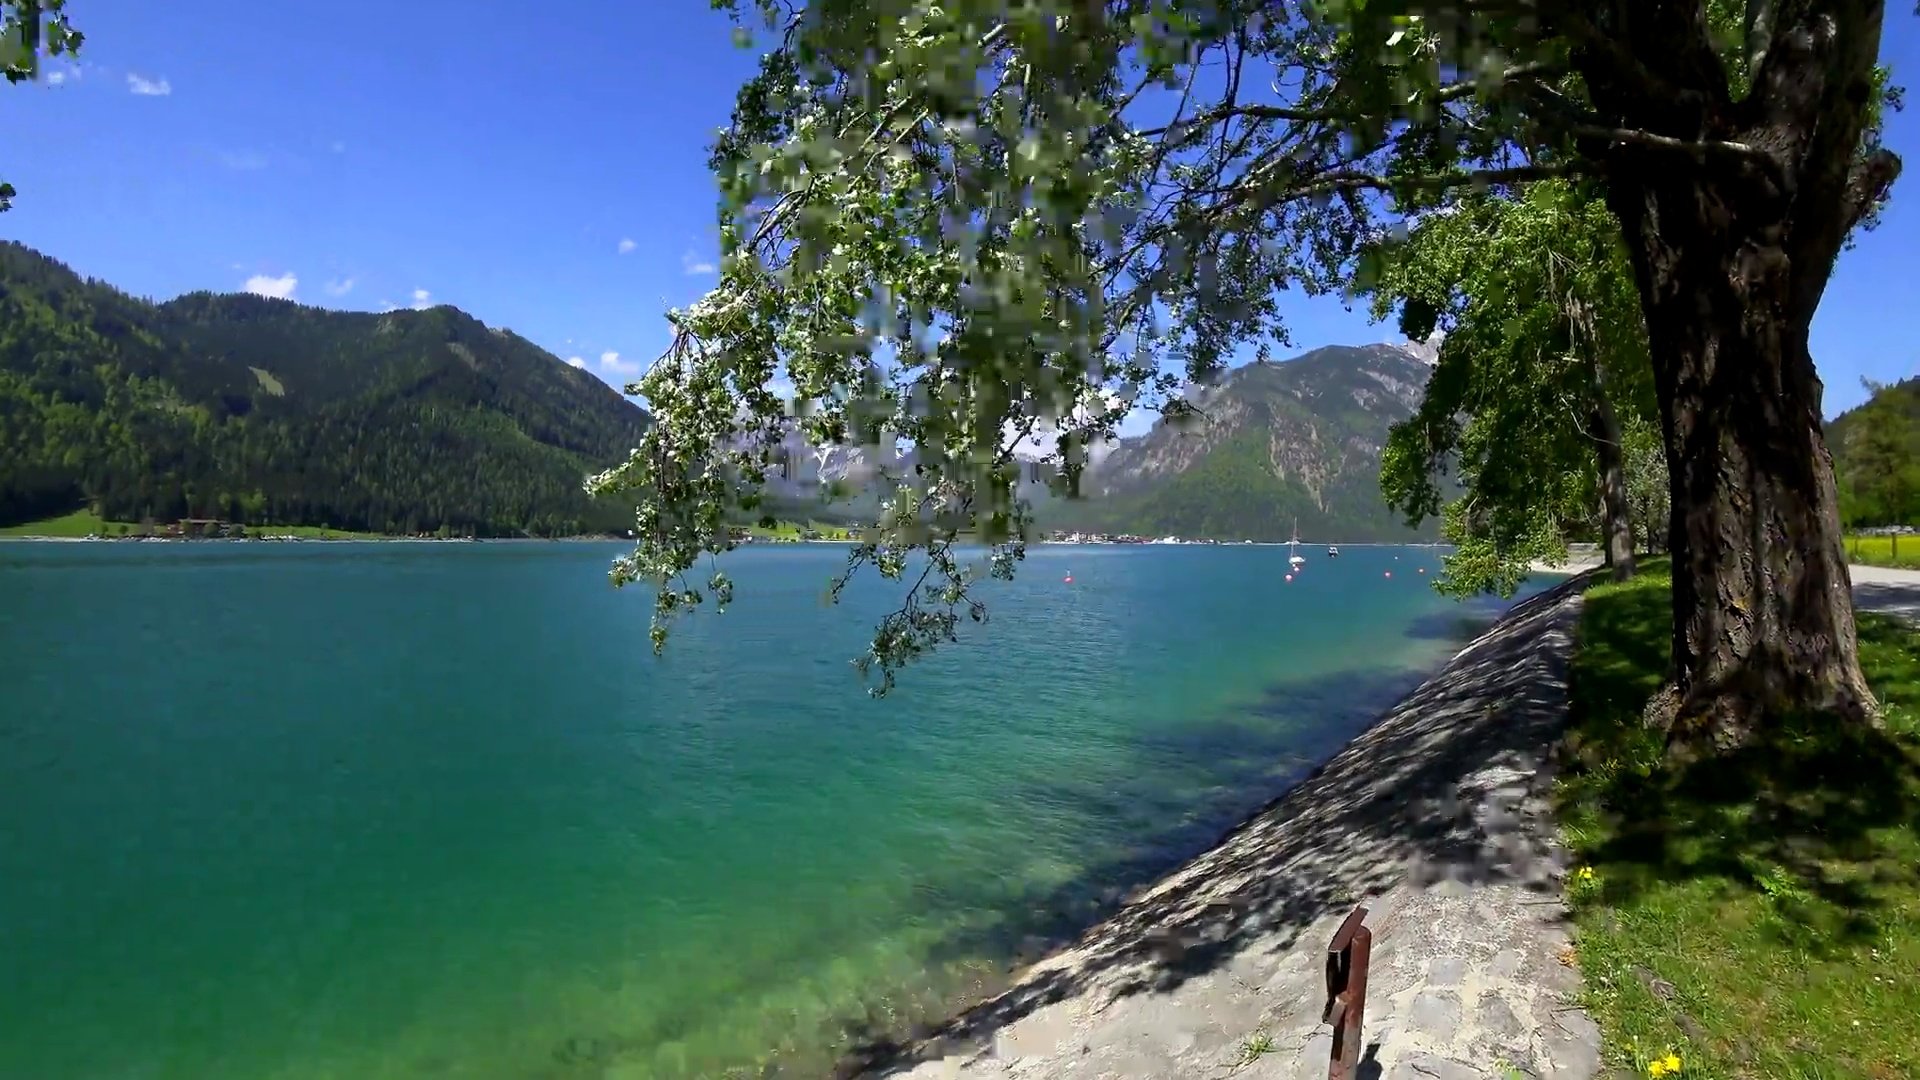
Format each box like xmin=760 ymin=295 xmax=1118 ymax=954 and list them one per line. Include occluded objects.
xmin=1140 ymin=62 xmax=1561 ymax=143
xmin=1569 ymin=124 xmax=1782 ymax=171
xmin=1843 ymin=146 xmax=1903 ymax=232
xmin=1243 ymin=162 xmax=1579 ymax=207
xmin=1744 ymin=0 xmax=1778 ymax=77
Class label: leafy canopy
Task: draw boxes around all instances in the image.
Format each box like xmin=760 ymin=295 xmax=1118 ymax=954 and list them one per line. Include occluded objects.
xmin=1 ymin=0 xmax=84 ymax=212
xmin=594 ymin=0 xmax=1902 ymax=692
xmin=1367 ymin=180 xmax=1657 ymax=597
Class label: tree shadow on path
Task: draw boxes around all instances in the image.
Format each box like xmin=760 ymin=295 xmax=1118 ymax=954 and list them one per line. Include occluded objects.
xmin=842 ymin=575 xmax=1597 ymax=1076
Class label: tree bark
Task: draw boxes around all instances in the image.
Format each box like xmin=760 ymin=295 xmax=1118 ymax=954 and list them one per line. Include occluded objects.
xmin=1579 ymin=3 xmax=1896 ymax=750
xmin=1587 ymin=379 xmax=1636 ymax=581
xmin=1606 ymin=162 xmax=1880 ymax=748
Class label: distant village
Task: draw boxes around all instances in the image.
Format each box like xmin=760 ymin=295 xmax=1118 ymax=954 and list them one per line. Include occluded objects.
xmin=726 ymin=525 xmax=1279 ymax=546
xmin=1040 ymin=532 xmax=1258 ymax=545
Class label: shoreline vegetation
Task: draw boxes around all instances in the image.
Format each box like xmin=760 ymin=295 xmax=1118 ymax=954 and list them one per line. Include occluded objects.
xmin=0 ymin=509 xmax=1452 ymax=547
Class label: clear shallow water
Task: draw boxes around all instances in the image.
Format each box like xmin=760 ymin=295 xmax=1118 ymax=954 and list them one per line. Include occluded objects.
xmin=0 ymin=542 xmax=1542 ymax=1079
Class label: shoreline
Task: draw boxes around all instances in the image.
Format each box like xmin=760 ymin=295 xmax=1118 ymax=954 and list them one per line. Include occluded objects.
xmin=846 ymin=570 xmax=1604 ymax=1079
xmin=1529 ymin=556 xmax=1605 ymax=575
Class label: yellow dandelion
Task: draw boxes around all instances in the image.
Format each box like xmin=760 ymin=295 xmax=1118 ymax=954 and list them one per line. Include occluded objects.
xmin=1662 ymin=1052 xmax=1682 ymax=1073
xmin=1575 ymin=866 xmax=1596 ymax=882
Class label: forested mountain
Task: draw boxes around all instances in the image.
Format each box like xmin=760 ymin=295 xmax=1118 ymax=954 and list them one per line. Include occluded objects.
xmin=1036 ymin=344 xmax=1444 ymax=541
xmin=0 ymin=243 xmax=648 ymax=535
xmin=1830 ymin=376 xmax=1920 ymax=527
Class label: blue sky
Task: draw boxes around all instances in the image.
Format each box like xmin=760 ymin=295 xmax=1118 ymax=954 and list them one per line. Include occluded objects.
xmin=3 ymin=2 xmax=1916 ymax=425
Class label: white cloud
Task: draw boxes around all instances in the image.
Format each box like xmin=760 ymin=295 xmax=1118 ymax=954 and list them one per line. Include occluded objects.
xmin=45 ymin=70 xmax=66 ymax=86
xmin=617 ymin=238 xmax=637 ymax=255
xmin=566 ymin=356 xmax=588 ymax=369
xmin=243 ymin=272 xmax=298 ymax=300
xmin=600 ymin=350 xmax=642 ymax=376
xmin=410 ymin=288 xmax=432 ymax=310
xmin=218 ymin=149 xmax=269 ymax=171
xmin=329 ymin=140 xmax=347 ymax=154
xmin=377 ymin=300 xmax=399 ymax=313
xmin=681 ymin=250 xmax=717 ymax=276
xmin=126 ymin=72 xmax=171 ymax=96
xmin=323 ymin=277 xmax=355 ymax=297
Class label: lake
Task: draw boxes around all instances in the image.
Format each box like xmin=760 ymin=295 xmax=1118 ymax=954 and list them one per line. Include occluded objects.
xmin=0 ymin=541 xmax=1542 ymax=1079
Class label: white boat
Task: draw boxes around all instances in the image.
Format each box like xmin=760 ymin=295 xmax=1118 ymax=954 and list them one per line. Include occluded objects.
xmin=1288 ymin=520 xmax=1306 ymax=570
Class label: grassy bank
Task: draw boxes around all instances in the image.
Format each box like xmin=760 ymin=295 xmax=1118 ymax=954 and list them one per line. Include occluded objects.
xmin=744 ymin=520 xmax=858 ymax=541
xmin=0 ymin=511 xmax=388 ymax=540
xmin=1847 ymin=534 xmax=1920 ymax=570
xmin=0 ymin=510 xmax=122 ymax=537
xmin=1558 ymin=561 xmax=1920 ymax=1078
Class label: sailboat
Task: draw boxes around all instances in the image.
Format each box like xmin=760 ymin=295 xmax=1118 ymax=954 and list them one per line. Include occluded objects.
xmin=1288 ymin=519 xmax=1307 ymax=571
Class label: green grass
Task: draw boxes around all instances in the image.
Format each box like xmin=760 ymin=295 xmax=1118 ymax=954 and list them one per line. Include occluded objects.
xmin=1558 ymin=559 xmax=1920 ymax=1079
xmin=245 ymin=523 xmax=385 ymax=539
xmin=0 ymin=511 xmax=383 ymax=540
xmin=744 ymin=519 xmax=857 ymax=541
xmin=0 ymin=509 xmax=127 ymax=537
xmin=1846 ymin=534 xmax=1920 ymax=570
xmin=1234 ymin=1031 xmax=1276 ymax=1067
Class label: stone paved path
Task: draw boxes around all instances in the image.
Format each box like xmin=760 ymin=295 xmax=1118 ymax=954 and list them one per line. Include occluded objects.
xmin=862 ymin=582 xmax=1600 ymax=1080
xmin=1852 ymin=564 xmax=1920 ymax=623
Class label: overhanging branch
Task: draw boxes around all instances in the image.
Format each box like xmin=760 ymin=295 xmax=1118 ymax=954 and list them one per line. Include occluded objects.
xmin=1843 ymin=146 xmax=1903 ymax=231
xmin=1569 ymin=124 xmax=1783 ymax=172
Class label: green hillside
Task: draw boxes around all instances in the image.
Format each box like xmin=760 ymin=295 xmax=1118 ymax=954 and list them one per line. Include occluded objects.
xmin=1830 ymin=376 xmax=1920 ymax=528
xmin=0 ymin=242 xmax=648 ymax=536
xmin=1039 ymin=345 xmax=1443 ymax=541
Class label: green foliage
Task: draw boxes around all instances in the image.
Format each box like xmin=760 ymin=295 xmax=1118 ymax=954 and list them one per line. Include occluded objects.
xmin=1622 ymin=415 xmax=1670 ymax=555
xmin=2 ymin=1 xmax=84 ymax=212
xmin=1367 ymin=182 xmax=1658 ymax=597
xmin=605 ymin=0 xmax=1899 ymax=692
xmin=0 ymin=242 xmax=647 ymax=536
xmin=1831 ymin=377 xmax=1920 ymax=528
xmin=1560 ymin=562 xmax=1920 ymax=1078
xmin=1236 ymin=1031 xmax=1276 ymax=1065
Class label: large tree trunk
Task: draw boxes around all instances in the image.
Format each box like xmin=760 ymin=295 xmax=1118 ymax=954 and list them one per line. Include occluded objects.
xmin=1577 ymin=3 xmax=1899 ymax=750
xmin=1623 ymin=217 xmax=1875 ymax=747
xmin=1587 ymin=361 xmax=1636 ymax=581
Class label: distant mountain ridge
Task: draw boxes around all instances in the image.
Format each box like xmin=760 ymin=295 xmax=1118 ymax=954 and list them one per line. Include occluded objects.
xmin=0 ymin=242 xmax=648 ymax=535
xmin=1037 ymin=344 xmax=1443 ymax=541
xmin=2 ymin=241 xmax=1444 ymax=540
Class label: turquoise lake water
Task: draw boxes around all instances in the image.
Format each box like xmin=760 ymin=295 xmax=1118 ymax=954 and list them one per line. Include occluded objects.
xmin=0 ymin=541 xmax=1542 ymax=1079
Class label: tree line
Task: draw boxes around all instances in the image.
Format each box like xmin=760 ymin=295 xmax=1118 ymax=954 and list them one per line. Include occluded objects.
xmin=0 ymin=242 xmax=647 ymax=536
xmin=1833 ymin=376 xmax=1920 ymax=529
